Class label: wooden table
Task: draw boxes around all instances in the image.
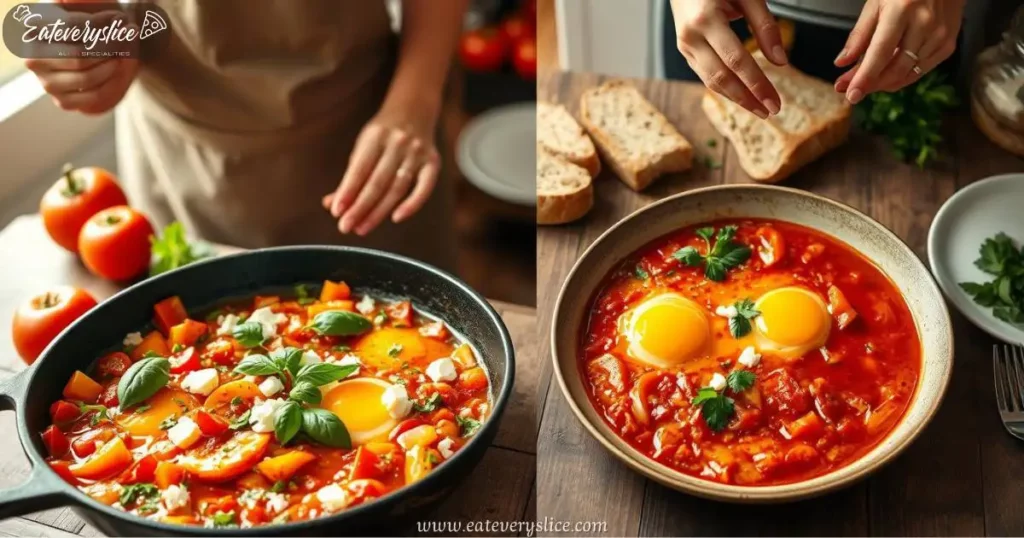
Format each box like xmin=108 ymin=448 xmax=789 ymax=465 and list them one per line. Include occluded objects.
xmin=537 ymin=71 xmax=1024 ymax=536
xmin=0 ymin=215 xmax=537 ymax=537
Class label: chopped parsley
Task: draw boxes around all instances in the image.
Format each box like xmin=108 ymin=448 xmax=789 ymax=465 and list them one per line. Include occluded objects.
xmin=210 ymin=511 xmax=238 ymax=528
xmin=229 ymin=410 xmax=251 ymax=430
xmin=633 ymin=264 xmax=649 ymax=280
xmin=119 ymin=483 xmax=159 ymax=506
xmin=692 ymin=371 xmax=757 ymax=431
xmin=387 ymin=344 xmax=403 ymax=358
xmin=295 ymin=284 xmax=316 ymax=305
xmin=134 ymin=404 xmax=152 ymax=415
xmin=671 ymin=225 xmax=751 ymax=281
xmin=230 ymin=396 xmax=243 ymax=407
xmin=78 ymin=403 xmax=110 ymax=426
xmin=457 ymin=415 xmax=482 ymax=437
xmin=171 ymin=343 xmax=184 ymax=353
xmin=413 ymin=393 xmax=442 ymax=413
xmin=271 ymin=480 xmax=288 ymax=493
xmin=727 ymin=298 xmax=760 ymax=338
xmin=159 ymin=416 xmax=178 ymax=430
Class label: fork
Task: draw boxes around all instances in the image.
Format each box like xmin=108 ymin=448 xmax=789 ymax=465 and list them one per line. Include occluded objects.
xmin=994 ymin=344 xmax=1024 ymax=440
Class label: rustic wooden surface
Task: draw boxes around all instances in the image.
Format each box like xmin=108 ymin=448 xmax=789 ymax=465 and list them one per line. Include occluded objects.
xmin=0 ymin=214 xmax=537 ymax=536
xmin=536 ymin=70 xmax=1024 ymax=536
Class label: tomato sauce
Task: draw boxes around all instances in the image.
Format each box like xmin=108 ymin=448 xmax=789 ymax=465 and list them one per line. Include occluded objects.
xmin=579 ymin=220 xmax=921 ymax=486
xmin=41 ymin=283 xmax=491 ymax=528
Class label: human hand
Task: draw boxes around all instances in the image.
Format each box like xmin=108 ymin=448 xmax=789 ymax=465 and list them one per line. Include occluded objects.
xmin=669 ymin=0 xmax=788 ymax=118
xmin=322 ymin=102 xmax=441 ymax=236
xmin=834 ymin=0 xmax=964 ymax=103
xmin=24 ymin=6 xmax=139 ymax=115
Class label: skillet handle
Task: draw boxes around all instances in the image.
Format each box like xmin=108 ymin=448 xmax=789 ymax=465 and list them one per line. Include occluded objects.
xmin=0 ymin=368 xmax=73 ymax=519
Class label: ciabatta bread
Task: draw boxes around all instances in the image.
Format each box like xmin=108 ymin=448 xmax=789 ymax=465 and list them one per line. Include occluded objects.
xmin=537 ymin=146 xmax=593 ymax=225
xmin=537 ymin=102 xmax=601 ymax=177
xmin=579 ymin=81 xmax=693 ymax=191
xmin=701 ymin=52 xmax=851 ymax=183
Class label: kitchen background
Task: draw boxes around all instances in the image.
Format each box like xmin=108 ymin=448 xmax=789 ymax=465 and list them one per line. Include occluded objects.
xmin=0 ymin=0 xmax=537 ymax=307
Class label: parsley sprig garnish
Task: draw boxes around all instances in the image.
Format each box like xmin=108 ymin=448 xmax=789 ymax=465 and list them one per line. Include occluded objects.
xmin=959 ymin=232 xmax=1024 ymax=324
xmin=671 ymin=225 xmax=751 ymax=282
xmin=727 ymin=299 xmax=760 ymax=338
xmin=691 ymin=371 xmax=757 ymax=431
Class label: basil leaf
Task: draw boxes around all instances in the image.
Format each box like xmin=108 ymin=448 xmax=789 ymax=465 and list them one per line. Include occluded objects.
xmin=229 ymin=410 xmax=251 ymax=430
xmin=233 ymin=354 xmax=281 ymax=376
xmin=294 ymin=363 xmax=358 ymax=387
xmin=289 ymin=381 xmax=322 ymax=405
xmin=117 ymin=357 xmax=170 ymax=409
xmin=308 ymin=311 xmax=372 ymax=336
xmin=300 ymin=408 xmax=351 ymax=448
xmin=274 ymin=401 xmax=302 ymax=445
xmin=271 ymin=347 xmax=304 ymax=379
xmin=232 ymin=321 xmax=264 ymax=348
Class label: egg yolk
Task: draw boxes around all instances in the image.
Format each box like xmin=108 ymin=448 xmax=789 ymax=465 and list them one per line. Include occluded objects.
xmin=322 ymin=378 xmax=397 ymax=445
xmin=627 ymin=294 xmax=710 ymax=366
xmin=755 ymin=287 xmax=830 ymax=347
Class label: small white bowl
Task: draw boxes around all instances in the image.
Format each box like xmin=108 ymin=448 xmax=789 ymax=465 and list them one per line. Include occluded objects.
xmin=928 ymin=174 xmax=1024 ymax=344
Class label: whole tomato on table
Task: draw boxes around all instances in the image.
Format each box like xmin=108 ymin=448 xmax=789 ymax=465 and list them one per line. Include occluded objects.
xmin=499 ymin=14 xmax=534 ymax=44
xmin=459 ymin=28 xmax=508 ymax=72
xmin=40 ymin=164 xmax=127 ymax=254
xmin=512 ymin=36 xmax=537 ymax=79
xmin=12 ymin=286 xmax=97 ymax=364
xmin=78 ymin=205 xmax=154 ymax=281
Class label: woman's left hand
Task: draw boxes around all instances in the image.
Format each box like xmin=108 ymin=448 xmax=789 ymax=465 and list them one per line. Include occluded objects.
xmin=323 ymin=103 xmax=441 ymax=236
xmin=834 ymin=0 xmax=965 ymax=103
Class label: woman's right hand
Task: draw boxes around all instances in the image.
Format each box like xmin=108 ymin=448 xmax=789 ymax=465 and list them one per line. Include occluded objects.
xmin=668 ymin=0 xmax=788 ymax=118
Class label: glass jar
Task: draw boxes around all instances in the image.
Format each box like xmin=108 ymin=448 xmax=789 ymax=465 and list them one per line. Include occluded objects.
xmin=972 ymin=6 xmax=1024 ymax=156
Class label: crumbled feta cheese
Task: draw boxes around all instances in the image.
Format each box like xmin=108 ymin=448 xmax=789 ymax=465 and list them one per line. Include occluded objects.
xmin=438 ymin=437 xmax=455 ymax=459
xmin=752 ymin=453 xmax=767 ymax=462
xmin=381 ymin=384 xmax=412 ymax=419
xmin=265 ymin=492 xmax=289 ymax=515
xmin=239 ymin=489 xmax=265 ymax=509
xmin=162 ymin=484 xmax=190 ymax=511
xmin=708 ymin=460 xmax=725 ymax=474
xmin=181 ymin=368 xmax=220 ymax=396
xmin=249 ymin=399 xmax=288 ymax=433
xmin=216 ymin=314 xmax=239 ymax=336
xmin=301 ymin=350 xmax=322 ymax=365
xmin=425 ymin=357 xmax=457 ymax=383
xmin=248 ymin=307 xmax=287 ymax=339
xmin=167 ymin=417 xmax=201 ymax=448
xmin=258 ymin=376 xmax=284 ymax=397
xmin=715 ymin=305 xmax=738 ymax=318
xmin=355 ymin=295 xmax=375 ymax=315
xmin=315 ymin=484 xmax=348 ymax=512
xmin=737 ymin=346 xmax=761 ymax=368
xmin=708 ymin=372 xmax=727 ymax=392
xmin=779 ymin=426 xmax=792 ymax=440
xmin=123 ymin=332 xmax=143 ymax=348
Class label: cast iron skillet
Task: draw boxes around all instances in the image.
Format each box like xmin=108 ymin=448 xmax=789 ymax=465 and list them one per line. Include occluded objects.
xmin=0 ymin=246 xmax=515 ymax=536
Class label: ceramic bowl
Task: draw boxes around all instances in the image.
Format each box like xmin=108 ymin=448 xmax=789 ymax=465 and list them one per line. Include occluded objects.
xmin=550 ymin=184 xmax=954 ymax=503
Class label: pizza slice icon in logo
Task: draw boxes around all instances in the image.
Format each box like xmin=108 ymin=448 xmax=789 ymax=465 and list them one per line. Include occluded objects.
xmin=139 ymin=10 xmax=167 ymax=40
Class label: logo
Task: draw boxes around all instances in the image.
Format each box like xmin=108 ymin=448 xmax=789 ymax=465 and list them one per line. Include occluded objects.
xmin=3 ymin=3 xmax=171 ymax=59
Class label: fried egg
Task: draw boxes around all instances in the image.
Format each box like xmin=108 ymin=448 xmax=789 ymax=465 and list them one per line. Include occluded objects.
xmin=753 ymin=286 xmax=831 ymax=359
xmin=321 ymin=378 xmax=398 ymax=445
xmin=620 ymin=292 xmax=711 ymax=368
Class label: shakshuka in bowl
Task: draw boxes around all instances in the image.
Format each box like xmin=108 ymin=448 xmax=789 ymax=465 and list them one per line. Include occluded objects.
xmin=550 ymin=185 xmax=953 ymax=502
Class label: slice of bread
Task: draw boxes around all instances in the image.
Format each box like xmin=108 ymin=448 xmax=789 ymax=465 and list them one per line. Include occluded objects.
xmin=537 ymin=146 xmax=593 ymax=225
xmin=537 ymin=102 xmax=601 ymax=177
xmin=701 ymin=51 xmax=851 ymax=183
xmin=579 ymin=81 xmax=693 ymax=191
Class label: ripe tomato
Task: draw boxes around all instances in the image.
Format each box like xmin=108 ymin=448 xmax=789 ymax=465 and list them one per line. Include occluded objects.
xmin=512 ymin=36 xmax=537 ymax=79
xmin=499 ymin=14 xmax=534 ymax=44
xmin=458 ymin=28 xmax=508 ymax=72
xmin=12 ymin=286 xmax=97 ymax=364
xmin=78 ymin=206 xmax=154 ymax=281
xmin=40 ymin=164 xmax=127 ymax=254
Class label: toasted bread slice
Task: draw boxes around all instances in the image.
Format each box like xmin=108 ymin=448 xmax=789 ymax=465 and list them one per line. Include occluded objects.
xmin=537 ymin=102 xmax=601 ymax=177
xmin=701 ymin=52 xmax=851 ymax=183
xmin=537 ymin=146 xmax=593 ymax=225
xmin=579 ymin=80 xmax=693 ymax=191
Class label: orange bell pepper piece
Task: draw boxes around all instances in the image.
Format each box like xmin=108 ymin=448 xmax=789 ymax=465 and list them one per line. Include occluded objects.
xmin=62 ymin=370 xmax=103 ymax=402
xmin=319 ymin=280 xmax=351 ymax=302
xmin=130 ymin=330 xmax=170 ymax=360
xmin=153 ymin=296 xmax=188 ymax=335
xmin=169 ymin=319 xmax=208 ymax=348
xmin=255 ymin=450 xmax=317 ymax=482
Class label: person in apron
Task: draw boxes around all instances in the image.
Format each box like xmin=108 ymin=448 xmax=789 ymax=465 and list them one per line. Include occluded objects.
xmin=25 ymin=0 xmax=465 ymax=273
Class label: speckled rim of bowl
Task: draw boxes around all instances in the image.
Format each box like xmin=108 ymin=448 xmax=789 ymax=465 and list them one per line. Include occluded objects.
xmin=550 ymin=184 xmax=954 ymax=503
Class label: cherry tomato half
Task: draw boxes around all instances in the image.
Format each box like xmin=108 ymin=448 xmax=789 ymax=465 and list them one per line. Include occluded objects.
xmin=78 ymin=206 xmax=154 ymax=281
xmin=12 ymin=286 xmax=97 ymax=364
xmin=40 ymin=164 xmax=127 ymax=254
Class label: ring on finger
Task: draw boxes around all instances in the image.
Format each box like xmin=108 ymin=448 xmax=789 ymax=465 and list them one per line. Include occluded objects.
xmin=912 ymin=65 xmax=922 ymax=75
xmin=902 ymin=49 xmax=920 ymax=62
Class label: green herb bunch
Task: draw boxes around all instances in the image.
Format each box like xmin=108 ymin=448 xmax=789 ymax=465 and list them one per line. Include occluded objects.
xmin=960 ymin=232 xmax=1024 ymax=323
xmin=856 ymin=71 xmax=957 ymax=168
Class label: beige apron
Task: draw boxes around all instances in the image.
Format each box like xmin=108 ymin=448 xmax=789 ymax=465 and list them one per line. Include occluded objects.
xmin=115 ymin=0 xmax=457 ymax=273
